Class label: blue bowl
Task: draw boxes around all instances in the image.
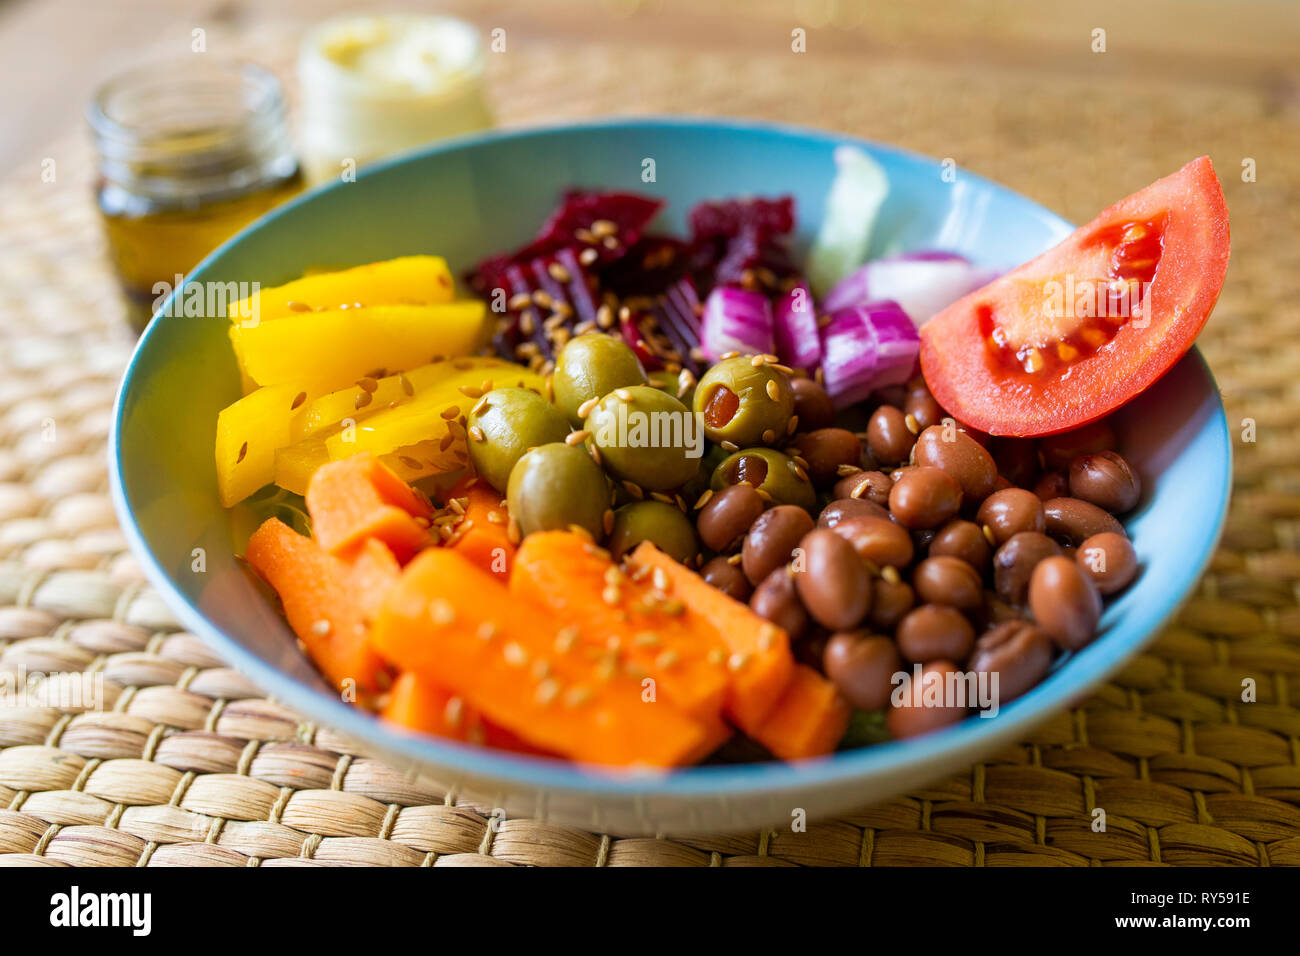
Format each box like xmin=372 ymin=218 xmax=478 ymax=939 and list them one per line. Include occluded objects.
xmin=110 ymin=118 xmax=1231 ymax=834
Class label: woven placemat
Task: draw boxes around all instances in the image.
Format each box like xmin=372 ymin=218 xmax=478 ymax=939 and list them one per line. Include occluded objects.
xmin=1 ymin=8 xmax=1299 ymax=866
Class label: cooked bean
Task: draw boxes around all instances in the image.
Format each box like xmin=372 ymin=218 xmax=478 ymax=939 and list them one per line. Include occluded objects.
xmin=700 ymin=555 xmax=753 ymax=602
xmin=1068 ymin=450 xmax=1141 ymax=514
xmin=993 ymin=531 xmax=1062 ymax=605
xmin=868 ymin=576 xmax=914 ymax=631
xmin=983 ymin=591 xmax=1022 ymax=626
xmin=832 ymin=469 xmax=892 ymax=505
xmin=789 ymin=376 xmax=836 ymax=431
xmin=1075 ymin=531 xmax=1138 ymax=594
xmin=823 ymin=632 xmax=901 ymax=711
xmin=1042 ymin=496 xmax=1125 ymax=546
xmin=866 ymin=405 xmax=915 ymax=465
xmin=886 ymin=659 xmax=968 ymax=738
xmin=912 ymin=425 xmax=998 ymax=502
xmin=741 ymin=505 xmax=815 ymax=586
xmin=1038 ymin=419 xmax=1116 ymax=471
xmin=1033 ymin=471 xmax=1070 ymax=500
xmin=896 ymin=604 xmax=975 ymax=662
xmin=790 ymin=428 xmax=863 ymax=486
xmin=929 ymin=519 xmax=992 ymax=570
xmin=696 ymin=484 xmax=765 ymax=553
xmin=888 ymin=466 xmax=963 ymax=529
xmin=830 ymin=515 xmax=915 ymax=570
xmin=818 ymin=497 xmax=889 ymax=529
xmin=793 ymin=529 xmax=871 ymax=630
xmin=1028 ymin=555 xmax=1102 ymax=651
xmin=912 ymin=555 xmax=984 ymax=610
xmin=976 ymin=488 xmax=1045 ymax=545
xmin=903 ymin=379 xmax=944 ymax=432
xmin=968 ymin=620 xmax=1054 ymax=703
xmin=749 ymin=567 xmax=808 ymax=639
xmin=990 ymin=437 xmax=1039 ymax=488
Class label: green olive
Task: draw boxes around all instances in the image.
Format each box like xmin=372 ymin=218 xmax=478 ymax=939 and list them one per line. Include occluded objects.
xmin=710 ymin=447 xmax=816 ymax=511
xmin=466 ymin=387 xmax=571 ymax=493
xmin=585 ymin=385 xmax=702 ymax=492
xmin=552 ymin=333 xmax=647 ymax=426
xmin=506 ymin=442 xmax=609 ymax=538
xmin=607 ymin=500 xmax=699 ymax=563
xmin=648 ymin=368 xmax=696 ymax=410
xmin=693 ymin=356 xmax=795 ymax=447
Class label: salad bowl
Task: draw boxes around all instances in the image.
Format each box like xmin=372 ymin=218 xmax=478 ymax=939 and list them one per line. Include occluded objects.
xmin=111 ymin=118 xmax=1230 ymax=834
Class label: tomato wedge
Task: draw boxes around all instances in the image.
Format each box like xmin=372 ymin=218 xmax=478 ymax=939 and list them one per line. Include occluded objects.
xmin=920 ymin=157 xmax=1230 ymax=437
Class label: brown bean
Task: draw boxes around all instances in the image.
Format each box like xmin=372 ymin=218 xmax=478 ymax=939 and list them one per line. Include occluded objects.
xmin=886 ymin=659 xmax=968 ymax=738
xmin=818 ymin=497 xmax=889 ymax=529
xmin=829 ymin=515 xmax=914 ymax=570
xmin=896 ymin=604 xmax=975 ymax=662
xmin=866 ymin=405 xmax=915 ymax=466
xmin=793 ymin=530 xmax=871 ymax=631
xmin=990 ymin=437 xmax=1039 ymax=488
xmin=1032 ymin=471 xmax=1070 ymax=500
xmin=749 ymin=567 xmax=808 ymax=639
xmin=1042 ymin=497 xmax=1125 ymax=546
xmin=1075 ymin=531 xmax=1138 ymax=595
xmin=983 ymin=591 xmax=1021 ymax=626
xmin=696 ymin=484 xmax=765 ymax=553
xmin=1068 ymin=450 xmax=1141 ymax=514
xmin=1038 ymin=419 xmax=1116 ymax=471
xmin=789 ymin=376 xmax=835 ymax=431
xmin=912 ymin=425 xmax=998 ymax=502
xmin=903 ymin=379 xmax=944 ymax=432
xmin=929 ymin=519 xmax=992 ymax=570
xmin=790 ymin=428 xmax=863 ymax=487
xmin=1028 ymin=555 xmax=1101 ymax=651
xmin=823 ymin=632 xmax=901 ymax=711
xmin=888 ymin=466 xmax=963 ymax=529
xmin=976 ymin=487 xmax=1045 ymax=545
xmin=968 ymin=620 xmax=1054 ymax=703
xmin=832 ymin=469 xmax=892 ymax=505
xmin=868 ymin=576 xmax=914 ymax=631
xmin=912 ymin=556 xmax=984 ymax=610
xmin=700 ymin=555 xmax=753 ymax=602
xmin=993 ymin=531 xmax=1062 ymax=605
xmin=741 ymin=505 xmax=815 ymax=586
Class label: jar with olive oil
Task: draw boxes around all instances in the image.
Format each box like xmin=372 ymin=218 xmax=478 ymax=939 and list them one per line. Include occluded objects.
xmin=89 ymin=61 xmax=302 ymax=333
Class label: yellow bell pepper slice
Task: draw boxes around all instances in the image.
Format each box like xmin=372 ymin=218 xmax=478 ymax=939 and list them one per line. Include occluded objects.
xmin=215 ymin=383 xmax=323 ymax=506
xmin=228 ymin=301 xmax=489 ymax=389
xmin=325 ymin=365 xmax=545 ymax=461
xmin=292 ymin=356 xmax=519 ymax=443
xmin=230 ymin=255 xmax=454 ymax=323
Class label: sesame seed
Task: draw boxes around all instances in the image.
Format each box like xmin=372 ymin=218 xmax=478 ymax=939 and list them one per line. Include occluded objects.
xmin=882 ymin=565 xmax=902 ymax=585
xmin=440 ymin=404 xmax=461 ymax=420
xmin=286 ymin=300 xmax=310 ymax=312
xmin=311 ymin=619 xmax=331 ymax=636
xmin=503 ymin=642 xmax=528 ymax=667
xmin=765 ymin=381 xmax=782 ymax=403
xmin=720 ymin=440 xmax=739 ymax=452
xmin=535 ymin=679 xmax=561 ymax=705
xmin=726 ymin=553 xmax=743 ymax=566
xmin=290 ymin=391 xmax=307 ymax=410
xmin=850 ymin=482 xmax=868 ymax=500
xmin=554 ymin=627 xmax=578 ymax=653
xmin=591 ymin=218 xmax=617 ymax=238
xmin=837 ymin=464 xmax=862 ymax=477
xmin=751 ymin=354 xmax=766 ymax=368
xmin=471 ymin=396 xmax=490 ymax=417
xmin=652 ymin=567 xmax=670 ymax=592
xmin=236 ymin=442 xmax=248 ymax=464
xmin=564 ymin=686 xmax=591 ymax=708
xmin=579 ymin=248 xmax=599 ymax=267
xmin=477 ymin=621 xmax=497 ymax=640
xmin=650 ymin=491 xmax=674 ymax=505
xmin=694 ymin=489 xmax=714 ymax=510
xmin=634 ymin=632 xmax=661 ymax=648
xmin=982 ymin=524 xmax=997 ymax=546
xmin=469 ymin=425 xmax=486 ymax=442
xmin=487 ymin=510 xmax=505 ymax=524
xmin=792 ymin=464 xmax=809 ymax=483
xmin=904 ymin=414 xmax=920 ymax=435
xmin=357 ymin=376 xmax=379 ymax=393
xmin=577 ymin=397 xmax=601 ymax=419
xmin=622 ymin=480 xmax=644 ymax=499
xmin=354 ymin=391 xmax=372 ymax=410
xmin=762 ymin=428 xmax=777 ymax=444
xmin=792 ymin=455 xmax=810 ymax=470
xmin=603 ymin=509 xmax=615 ymax=535
xmin=719 ymin=351 xmax=740 ymax=361
xmin=655 ymin=649 xmax=680 ymax=669
xmin=444 ymin=696 xmax=464 ymax=728
xmin=588 ymin=443 xmax=602 ymax=466
xmin=770 ymin=364 xmax=794 ymax=375
xmin=429 ymin=599 xmax=456 ymax=625
xmin=614 ymin=388 xmax=633 ymax=402
xmin=602 ymin=585 xmax=622 ymax=606
xmin=566 ymin=430 xmax=590 ymax=446
xmin=458 ymin=384 xmax=483 ymax=399
xmin=439 ymin=431 xmax=456 ymax=452
xmin=727 ymin=652 xmax=750 ymax=671
xmin=547 ymin=262 xmax=572 ymax=283
xmin=787 ymin=416 xmax=799 ymax=435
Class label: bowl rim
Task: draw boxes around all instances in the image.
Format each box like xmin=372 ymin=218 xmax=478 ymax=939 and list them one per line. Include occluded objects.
xmin=109 ymin=114 xmax=1232 ymax=798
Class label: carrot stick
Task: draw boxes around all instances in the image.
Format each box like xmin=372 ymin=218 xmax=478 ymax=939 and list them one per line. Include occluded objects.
xmin=305 ymin=452 xmax=432 ymax=561
xmin=752 ymin=664 xmax=851 ymax=760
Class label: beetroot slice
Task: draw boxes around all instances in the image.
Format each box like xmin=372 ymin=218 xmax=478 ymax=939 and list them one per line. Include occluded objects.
xmin=689 ymin=196 xmax=794 ymax=243
xmin=469 ymin=189 xmax=663 ymax=295
xmin=599 ymin=235 xmax=690 ymax=298
xmin=619 ymin=312 xmax=663 ymax=372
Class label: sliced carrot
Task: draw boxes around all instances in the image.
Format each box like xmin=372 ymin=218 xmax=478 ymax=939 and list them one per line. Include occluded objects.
xmin=752 ymin=664 xmax=852 ymax=761
xmin=244 ymin=517 xmax=388 ymax=693
xmin=349 ymin=537 xmax=403 ymax=622
xmin=381 ymin=671 xmax=555 ymax=757
xmin=510 ymin=531 xmax=728 ymax=723
xmin=370 ymin=547 xmax=709 ymax=767
xmin=305 ymin=452 xmax=432 ymax=561
xmin=443 ymin=476 xmax=514 ymax=578
xmin=628 ymin=542 xmax=795 ymax=734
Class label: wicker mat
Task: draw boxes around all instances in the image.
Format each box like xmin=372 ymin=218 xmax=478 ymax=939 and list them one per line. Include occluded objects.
xmin=1 ymin=10 xmax=1299 ymax=866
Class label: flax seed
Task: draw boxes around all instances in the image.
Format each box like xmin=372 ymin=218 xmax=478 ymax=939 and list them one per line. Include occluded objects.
xmin=566 ymin=429 xmax=590 ymax=446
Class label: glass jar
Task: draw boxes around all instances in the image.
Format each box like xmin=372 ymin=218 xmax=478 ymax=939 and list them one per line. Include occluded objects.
xmin=89 ymin=60 xmax=303 ymax=333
